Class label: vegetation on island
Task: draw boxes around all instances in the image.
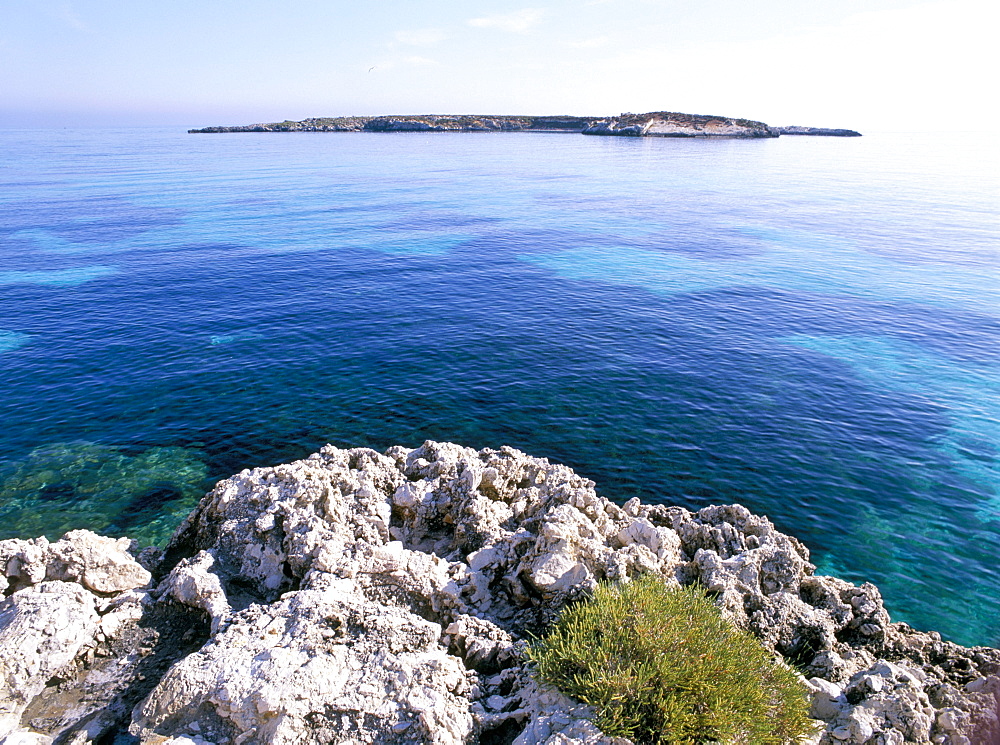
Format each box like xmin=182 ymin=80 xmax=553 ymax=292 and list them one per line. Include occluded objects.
xmin=189 ymin=114 xmax=601 ymax=133
xmin=189 ymin=111 xmax=859 ymax=137
xmin=527 ymin=576 xmax=818 ymax=744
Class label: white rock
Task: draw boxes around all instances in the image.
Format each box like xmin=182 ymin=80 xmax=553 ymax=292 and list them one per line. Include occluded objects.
xmin=936 ymin=707 xmax=963 ymax=731
xmin=3 ymin=441 xmax=999 ymax=745
xmin=0 ymin=582 xmax=99 ymax=738
xmin=0 ymin=538 xmax=49 ymax=590
xmin=131 ymin=588 xmax=473 ymax=745
xmin=808 ymin=677 xmax=845 ymax=721
xmin=0 ymin=732 xmax=54 ymax=745
xmin=46 ymin=530 xmax=151 ymax=594
xmin=159 ymin=550 xmax=231 ymax=632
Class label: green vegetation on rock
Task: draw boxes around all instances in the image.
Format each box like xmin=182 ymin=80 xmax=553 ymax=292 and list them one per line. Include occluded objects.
xmin=528 ymin=576 xmax=818 ymax=744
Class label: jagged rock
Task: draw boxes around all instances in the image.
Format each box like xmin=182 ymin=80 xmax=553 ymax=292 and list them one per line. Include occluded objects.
xmin=0 ymin=529 xmax=154 ymax=739
xmin=0 ymin=582 xmax=99 ymax=738
xmin=819 ymin=661 xmax=937 ymax=744
xmin=807 ymin=676 xmax=848 ymax=721
xmin=0 ymin=538 xmax=49 ymax=594
xmin=509 ymin=681 xmax=629 ymax=745
xmin=1 ymin=442 xmax=998 ymax=743
xmin=45 ymin=530 xmax=152 ymax=595
xmin=158 ymin=551 xmax=231 ymax=633
xmin=443 ymin=615 xmax=517 ymax=673
xmin=0 ymin=530 xmax=151 ymax=596
xmin=0 ymin=532 xmax=199 ymax=744
xmin=131 ymin=586 xmax=475 ymax=745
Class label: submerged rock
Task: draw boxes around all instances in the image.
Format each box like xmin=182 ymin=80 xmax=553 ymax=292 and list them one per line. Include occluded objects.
xmin=0 ymin=442 xmax=996 ymax=744
xmin=0 ymin=442 xmax=209 ymax=546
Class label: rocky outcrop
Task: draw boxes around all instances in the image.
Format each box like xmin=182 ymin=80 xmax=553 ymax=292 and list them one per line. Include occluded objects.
xmin=582 ymin=111 xmax=778 ymax=138
xmin=0 ymin=532 xmax=208 ymax=744
xmin=775 ymin=126 xmax=862 ymax=137
xmin=189 ymin=112 xmax=856 ymax=138
xmin=1 ymin=442 xmax=995 ymax=744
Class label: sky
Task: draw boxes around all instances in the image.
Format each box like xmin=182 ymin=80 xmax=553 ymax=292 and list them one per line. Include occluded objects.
xmin=1 ymin=0 xmax=998 ymax=131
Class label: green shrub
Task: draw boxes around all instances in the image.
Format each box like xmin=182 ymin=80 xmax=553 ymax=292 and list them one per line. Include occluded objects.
xmin=527 ymin=576 xmax=818 ymax=744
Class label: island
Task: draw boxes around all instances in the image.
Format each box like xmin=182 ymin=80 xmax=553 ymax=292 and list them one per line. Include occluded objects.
xmin=189 ymin=111 xmax=862 ymax=138
xmin=0 ymin=442 xmax=994 ymax=744
xmin=775 ymin=126 xmax=864 ymax=137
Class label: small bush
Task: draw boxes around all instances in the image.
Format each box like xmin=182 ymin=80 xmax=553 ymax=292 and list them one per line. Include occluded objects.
xmin=527 ymin=576 xmax=818 ymax=744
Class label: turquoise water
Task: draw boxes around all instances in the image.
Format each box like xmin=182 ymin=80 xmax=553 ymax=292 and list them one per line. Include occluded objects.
xmin=1 ymin=127 xmax=998 ymax=646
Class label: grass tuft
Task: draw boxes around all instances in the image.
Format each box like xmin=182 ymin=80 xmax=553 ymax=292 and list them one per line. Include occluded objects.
xmin=527 ymin=575 xmax=819 ymax=744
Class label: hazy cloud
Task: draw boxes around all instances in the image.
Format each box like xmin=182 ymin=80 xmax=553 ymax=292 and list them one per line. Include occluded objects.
xmin=566 ymin=36 xmax=610 ymax=49
xmin=401 ymin=55 xmax=438 ymax=66
xmin=54 ymin=3 xmax=90 ymax=32
xmin=371 ymin=55 xmax=439 ymax=72
xmin=394 ymin=28 xmax=448 ymax=46
xmin=467 ymin=9 xmax=545 ymax=33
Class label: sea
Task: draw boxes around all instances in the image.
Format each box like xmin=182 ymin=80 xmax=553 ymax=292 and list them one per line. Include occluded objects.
xmin=1 ymin=126 xmax=998 ymax=647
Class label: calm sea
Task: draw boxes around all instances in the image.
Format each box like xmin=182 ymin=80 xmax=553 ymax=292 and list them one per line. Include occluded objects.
xmin=1 ymin=126 xmax=997 ymax=646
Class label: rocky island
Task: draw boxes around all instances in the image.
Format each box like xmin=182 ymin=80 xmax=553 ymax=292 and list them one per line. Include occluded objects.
xmin=189 ymin=112 xmax=861 ymax=138
xmin=775 ymin=126 xmax=863 ymax=137
xmin=1 ymin=442 xmax=993 ymax=744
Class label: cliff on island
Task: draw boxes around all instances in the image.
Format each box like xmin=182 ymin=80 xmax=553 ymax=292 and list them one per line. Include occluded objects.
xmin=189 ymin=112 xmax=862 ymax=138
xmin=1 ymin=442 xmax=993 ymax=744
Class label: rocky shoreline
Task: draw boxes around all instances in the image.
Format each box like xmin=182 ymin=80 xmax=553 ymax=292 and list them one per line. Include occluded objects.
xmin=775 ymin=126 xmax=863 ymax=137
xmin=1 ymin=442 xmax=994 ymax=744
xmin=188 ymin=112 xmax=861 ymax=138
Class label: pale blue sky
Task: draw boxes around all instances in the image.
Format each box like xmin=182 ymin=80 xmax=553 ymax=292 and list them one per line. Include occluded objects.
xmin=1 ymin=0 xmax=996 ymax=130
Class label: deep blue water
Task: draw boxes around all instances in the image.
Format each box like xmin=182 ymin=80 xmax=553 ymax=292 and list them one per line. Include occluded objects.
xmin=1 ymin=126 xmax=998 ymax=647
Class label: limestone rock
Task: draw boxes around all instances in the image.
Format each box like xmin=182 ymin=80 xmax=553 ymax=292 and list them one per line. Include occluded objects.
xmin=1 ymin=441 xmax=997 ymax=744
xmin=0 ymin=733 xmax=54 ymax=745
xmin=820 ymin=661 xmax=936 ymax=744
xmin=0 ymin=582 xmax=99 ymax=738
xmin=158 ymin=551 xmax=230 ymax=632
xmin=0 ymin=529 xmax=151 ymax=596
xmin=0 ymin=532 xmax=202 ymax=743
xmin=131 ymin=586 xmax=474 ymax=745
xmin=45 ymin=530 xmax=152 ymax=595
xmin=0 ymin=538 xmax=49 ymax=594
xmin=510 ymin=681 xmax=628 ymax=745
xmin=582 ymin=111 xmax=778 ymax=138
